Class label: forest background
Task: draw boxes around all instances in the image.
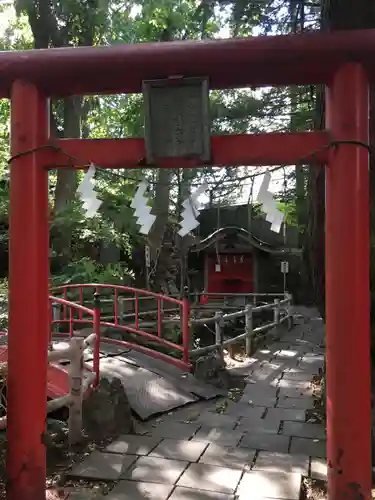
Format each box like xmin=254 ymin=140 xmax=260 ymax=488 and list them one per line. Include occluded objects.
xmin=0 ymin=0 xmax=371 ymax=328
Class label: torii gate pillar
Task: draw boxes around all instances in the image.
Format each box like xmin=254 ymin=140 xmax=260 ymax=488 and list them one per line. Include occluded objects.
xmin=325 ymin=63 xmax=372 ymax=500
xmin=7 ymin=81 xmax=50 ymax=499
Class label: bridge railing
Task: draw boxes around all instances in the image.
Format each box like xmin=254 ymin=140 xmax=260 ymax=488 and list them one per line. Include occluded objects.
xmin=46 ymin=330 xmax=97 ymax=444
xmin=49 ymin=295 xmax=101 ymax=387
xmin=0 ymin=296 xmax=99 ymax=443
xmin=189 ymin=293 xmax=293 ymax=357
xmin=51 ymin=284 xmax=191 ymax=371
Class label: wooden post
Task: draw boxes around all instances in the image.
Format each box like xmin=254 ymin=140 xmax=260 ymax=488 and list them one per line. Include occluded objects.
xmin=287 ymin=293 xmax=293 ymax=330
xmin=214 ymin=311 xmax=223 ymax=352
xmin=68 ymin=336 xmax=85 ymax=445
xmin=118 ymin=297 xmax=124 ymax=325
xmin=50 ymin=301 xmax=60 ymax=351
xmin=273 ymin=299 xmax=280 ymax=325
xmin=245 ymin=304 xmax=253 ymax=356
xmin=93 ymin=292 xmax=101 ymax=387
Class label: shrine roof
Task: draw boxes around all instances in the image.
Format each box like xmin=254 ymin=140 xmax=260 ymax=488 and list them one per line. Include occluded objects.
xmin=191 ymin=226 xmax=301 ymax=255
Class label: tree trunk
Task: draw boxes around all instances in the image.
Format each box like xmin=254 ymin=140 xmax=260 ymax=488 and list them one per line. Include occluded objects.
xmin=147 ymin=168 xmax=171 ymax=289
xmin=21 ymin=0 xmax=96 ymax=265
xmin=52 ymin=97 xmax=82 ymax=262
xmin=305 ymin=85 xmax=325 ymax=316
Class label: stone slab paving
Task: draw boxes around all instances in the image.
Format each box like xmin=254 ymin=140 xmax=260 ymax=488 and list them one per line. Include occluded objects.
xmin=145 ymin=422 xmax=201 ymax=440
xmin=149 ymin=439 xmax=208 ymax=461
xmin=282 ymin=421 xmax=325 ymax=440
xmin=176 ymin=463 xmax=243 ymax=493
xmin=169 ymin=487 xmax=234 ymax=499
xmin=198 ymin=443 xmax=255 ymax=468
xmin=277 ymin=396 xmax=315 ymax=409
xmin=278 ymin=387 xmax=314 ymax=398
xmin=67 ymin=306 xmax=327 ymax=500
xmin=253 ymin=451 xmax=309 ymax=475
xmin=236 ymin=470 xmax=302 ymax=499
xmin=192 ymin=426 xmax=244 ymax=446
xmin=69 ymin=452 xmax=138 ymax=480
xmin=239 ymin=386 xmax=277 ymax=407
xmin=105 ymin=481 xmax=174 ymax=500
xmin=310 ymin=457 xmax=328 ymax=480
xmin=277 ymin=379 xmax=312 ymax=390
xmin=263 ymin=407 xmax=306 ymax=423
xmin=236 ymin=417 xmax=280 ymax=434
xmin=290 ymin=436 xmax=326 ymax=458
xmin=122 ymin=456 xmax=189 ymax=483
xmin=106 ymin=434 xmax=161 ymax=455
xmin=239 ymin=432 xmax=291 ymax=453
xmin=220 ymin=402 xmax=266 ymax=418
xmin=63 ymin=488 xmax=101 ymax=500
xmin=194 ymin=411 xmax=237 ymax=428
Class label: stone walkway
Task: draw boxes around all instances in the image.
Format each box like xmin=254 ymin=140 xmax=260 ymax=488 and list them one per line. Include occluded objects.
xmin=66 ymin=307 xmax=326 ymax=500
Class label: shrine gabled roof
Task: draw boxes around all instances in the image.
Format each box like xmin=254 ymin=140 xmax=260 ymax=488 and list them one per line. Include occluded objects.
xmin=190 ymin=226 xmax=301 ymax=256
xmin=196 ymin=204 xmax=299 ymax=247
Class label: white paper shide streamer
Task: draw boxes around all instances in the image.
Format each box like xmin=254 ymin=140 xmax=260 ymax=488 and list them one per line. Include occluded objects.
xmin=77 ymin=163 xmax=102 ymax=217
xmin=131 ymin=181 xmax=156 ymax=235
xmin=256 ymin=171 xmax=284 ymax=233
xmin=178 ymin=183 xmax=208 ymax=237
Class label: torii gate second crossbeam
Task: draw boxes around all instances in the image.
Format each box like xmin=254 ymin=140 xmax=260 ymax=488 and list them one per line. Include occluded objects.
xmin=4 ymin=29 xmax=373 ymax=500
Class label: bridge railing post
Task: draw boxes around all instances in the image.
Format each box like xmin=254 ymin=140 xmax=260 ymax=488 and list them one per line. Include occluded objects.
xmin=68 ymin=336 xmax=84 ymax=445
xmin=93 ymin=292 xmax=101 ymax=387
xmin=273 ymin=299 xmax=280 ymax=325
xmin=214 ymin=311 xmax=223 ymax=354
xmin=118 ymin=297 xmax=124 ymax=325
xmin=49 ymin=301 xmax=60 ymax=351
xmin=245 ymin=304 xmax=253 ymax=356
xmin=287 ymin=293 xmax=293 ymax=330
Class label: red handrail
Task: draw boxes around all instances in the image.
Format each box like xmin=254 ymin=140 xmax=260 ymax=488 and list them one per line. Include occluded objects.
xmin=49 ymin=296 xmax=93 ymax=316
xmin=52 ymin=283 xmax=183 ymax=306
xmin=51 ymin=283 xmax=191 ymax=371
xmin=49 ymin=295 xmax=101 ymax=387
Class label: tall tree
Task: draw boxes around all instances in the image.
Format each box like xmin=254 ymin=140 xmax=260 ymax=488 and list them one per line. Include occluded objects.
xmin=14 ymin=0 xmax=109 ymax=263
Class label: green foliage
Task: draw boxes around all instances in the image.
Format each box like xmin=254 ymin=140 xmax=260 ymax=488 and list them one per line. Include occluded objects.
xmin=50 ymin=200 xmax=131 ymax=259
xmin=0 ymin=279 xmax=7 ymax=330
xmin=51 ymin=257 xmax=132 ymax=287
xmin=277 ymin=200 xmax=298 ymax=227
xmin=0 ymin=0 xmax=317 ymax=291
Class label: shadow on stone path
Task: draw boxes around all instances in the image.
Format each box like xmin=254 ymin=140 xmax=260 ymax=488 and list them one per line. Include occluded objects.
xmin=63 ymin=307 xmax=326 ymax=500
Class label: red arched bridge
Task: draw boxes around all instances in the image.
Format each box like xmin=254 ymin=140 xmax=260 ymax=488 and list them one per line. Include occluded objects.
xmin=0 ymin=283 xmax=291 ymax=422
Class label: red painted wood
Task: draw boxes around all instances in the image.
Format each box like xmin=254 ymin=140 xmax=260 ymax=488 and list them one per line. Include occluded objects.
xmin=325 ymin=64 xmax=371 ymax=500
xmin=0 ymin=346 xmax=69 ymax=398
xmin=1 ymin=30 xmax=375 ymax=96
xmin=47 ymin=132 xmax=329 ymax=169
xmin=5 ymin=27 xmax=372 ymax=500
xmin=46 ymin=365 xmax=69 ymax=397
xmin=7 ymin=81 xmax=50 ymax=500
xmin=207 ymin=254 xmax=253 ymax=295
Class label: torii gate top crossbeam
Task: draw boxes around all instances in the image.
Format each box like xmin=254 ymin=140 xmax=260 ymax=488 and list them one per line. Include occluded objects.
xmin=2 ymin=29 xmax=375 ymax=97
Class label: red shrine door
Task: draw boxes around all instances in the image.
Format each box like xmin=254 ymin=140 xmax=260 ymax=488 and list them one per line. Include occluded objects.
xmin=206 ymin=253 xmax=253 ymax=295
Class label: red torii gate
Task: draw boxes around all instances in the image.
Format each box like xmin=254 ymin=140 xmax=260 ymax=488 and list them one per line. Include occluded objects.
xmin=4 ymin=29 xmax=372 ymax=500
